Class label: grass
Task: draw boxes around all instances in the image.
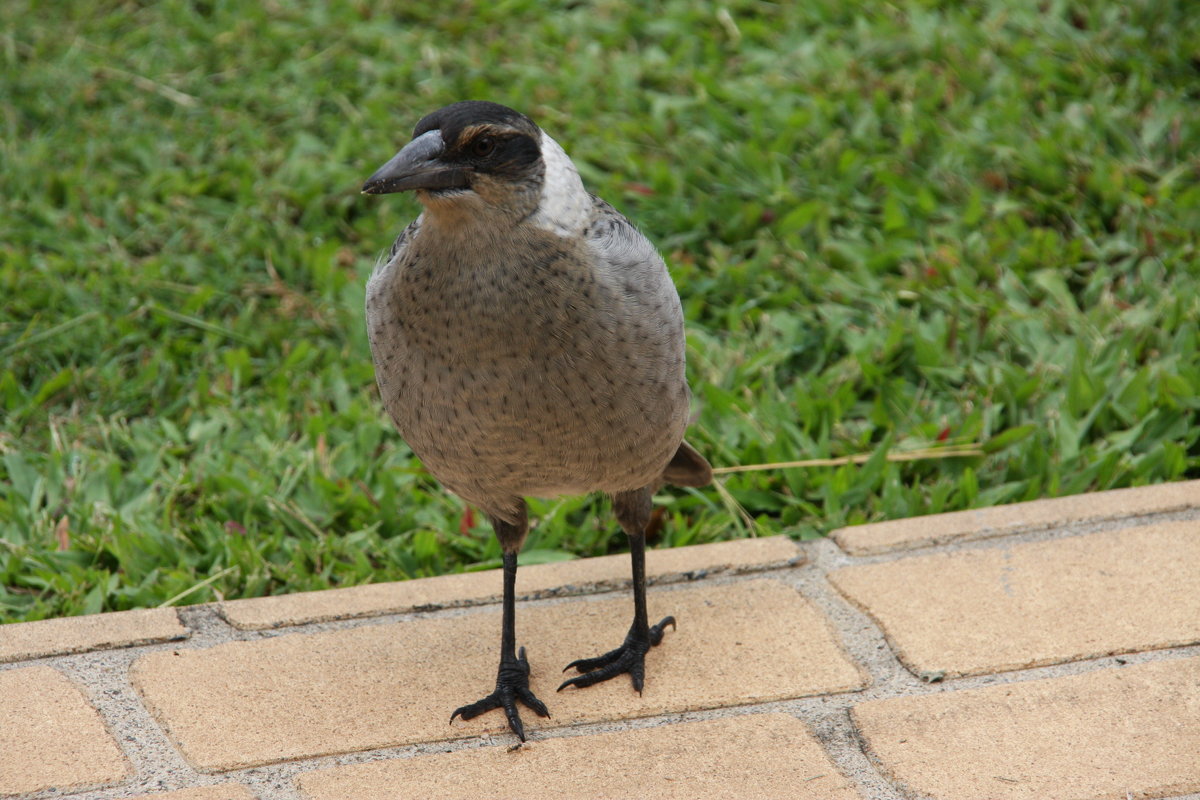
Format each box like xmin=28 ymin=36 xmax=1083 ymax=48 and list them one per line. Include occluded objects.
xmin=2 ymin=0 xmax=1197 ymax=622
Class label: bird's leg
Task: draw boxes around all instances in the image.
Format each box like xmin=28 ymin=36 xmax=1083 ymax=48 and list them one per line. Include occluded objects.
xmin=558 ymin=487 xmax=675 ymax=694
xmin=450 ymin=514 xmax=549 ymax=741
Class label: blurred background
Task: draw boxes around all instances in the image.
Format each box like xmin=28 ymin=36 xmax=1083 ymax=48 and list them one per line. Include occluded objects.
xmin=2 ymin=0 xmax=1197 ymax=621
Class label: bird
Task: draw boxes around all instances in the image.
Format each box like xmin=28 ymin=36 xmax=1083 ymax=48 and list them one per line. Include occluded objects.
xmin=360 ymin=100 xmax=711 ymax=741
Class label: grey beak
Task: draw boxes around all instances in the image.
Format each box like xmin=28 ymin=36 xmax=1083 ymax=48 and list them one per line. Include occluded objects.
xmin=361 ymin=130 xmax=469 ymax=195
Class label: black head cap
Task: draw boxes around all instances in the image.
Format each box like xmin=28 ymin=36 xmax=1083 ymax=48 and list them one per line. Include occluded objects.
xmin=413 ymin=101 xmax=539 ymax=144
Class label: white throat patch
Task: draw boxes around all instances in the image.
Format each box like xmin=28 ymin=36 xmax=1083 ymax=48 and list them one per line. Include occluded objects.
xmin=529 ymin=131 xmax=590 ymax=238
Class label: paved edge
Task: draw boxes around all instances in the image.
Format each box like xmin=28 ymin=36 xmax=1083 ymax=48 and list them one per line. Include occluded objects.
xmin=830 ymin=479 xmax=1200 ymax=555
xmin=219 ymin=535 xmax=803 ymax=630
xmin=0 ymin=608 xmax=188 ymax=663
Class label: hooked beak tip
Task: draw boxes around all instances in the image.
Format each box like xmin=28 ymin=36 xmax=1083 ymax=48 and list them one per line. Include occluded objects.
xmin=362 ymin=129 xmax=464 ymax=196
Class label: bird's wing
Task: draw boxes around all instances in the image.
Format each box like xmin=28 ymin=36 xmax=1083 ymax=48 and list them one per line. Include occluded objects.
xmin=583 ymin=195 xmax=708 ymax=488
xmin=582 ymin=195 xmax=667 ymax=278
xmin=386 ymin=218 xmax=422 ymax=263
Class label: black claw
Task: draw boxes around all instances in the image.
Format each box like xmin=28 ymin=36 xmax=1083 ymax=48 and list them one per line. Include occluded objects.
xmin=517 ymin=686 xmax=551 ymax=718
xmin=557 ymin=616 xmax=675 ymax=693
xmin=558 ymin=668 xmax=606 ymax=692
xmin=451 ymin=646 xmax=549 ymax=741
xmin=504 ymin=701 xmax=527 ymax=742
xmin=450 ymin=694 xmax=501 ymax=723
xmin=630 ymin=661 xmax=645 ymax=694
xmin=648 ymin=616 xmax=675 ymax=646
xmin=562 ymin=646 xmax=624 ymax=675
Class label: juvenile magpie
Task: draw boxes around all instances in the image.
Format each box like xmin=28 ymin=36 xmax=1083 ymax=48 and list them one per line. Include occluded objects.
xmin=361 ymin=101 xmax=711 ymax=741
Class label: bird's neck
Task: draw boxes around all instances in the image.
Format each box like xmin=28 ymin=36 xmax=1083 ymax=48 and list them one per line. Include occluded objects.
xmin=525 ymin=132 xmax=590 ymax=238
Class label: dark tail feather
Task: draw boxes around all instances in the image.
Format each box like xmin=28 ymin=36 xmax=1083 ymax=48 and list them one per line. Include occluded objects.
xmin=662 ymin=440 xmax=712 ymax=487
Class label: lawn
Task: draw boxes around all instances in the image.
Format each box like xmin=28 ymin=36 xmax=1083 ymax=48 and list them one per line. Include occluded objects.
xmin=2 ymin=0 xmax=1197 ymax=622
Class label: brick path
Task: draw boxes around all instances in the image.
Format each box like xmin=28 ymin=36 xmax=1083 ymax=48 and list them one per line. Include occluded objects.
xmin=3 ymin=480 xmax=1199 ymax=800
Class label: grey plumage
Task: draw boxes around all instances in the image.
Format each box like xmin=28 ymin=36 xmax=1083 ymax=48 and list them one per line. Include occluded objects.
xmin=362 ymin=101 xmax=710 ymax=741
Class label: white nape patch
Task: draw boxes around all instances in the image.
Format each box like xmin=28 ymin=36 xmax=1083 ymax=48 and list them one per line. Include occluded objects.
xmin=528 ymin=131 xmax=590 ymax=237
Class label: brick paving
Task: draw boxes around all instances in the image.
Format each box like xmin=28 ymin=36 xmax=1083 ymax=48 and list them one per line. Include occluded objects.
xmin=1 ymin=479 xmax=1199 ymax=800
xmin=298 ymin=714 xmax=861 ymax=800
xmin=132 ymin=580 xmax=863 ymax=771
xmin=131 ymin=789 xmax=255 ymax=800
xmin=0 ymin=666 xmax=130 ymax=794
xmin=853 ymin=658 xmax=1200 ymax=800
xmin=829 ymin=520 xmax=1200 ymax=679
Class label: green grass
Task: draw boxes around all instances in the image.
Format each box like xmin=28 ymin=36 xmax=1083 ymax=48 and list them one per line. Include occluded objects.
xmin=2 ymin=0 xmax=1198 ymax=622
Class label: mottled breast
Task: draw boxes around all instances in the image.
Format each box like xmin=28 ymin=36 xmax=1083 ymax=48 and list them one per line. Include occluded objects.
xmin=365 ymin=210 xmax=689 ymax=518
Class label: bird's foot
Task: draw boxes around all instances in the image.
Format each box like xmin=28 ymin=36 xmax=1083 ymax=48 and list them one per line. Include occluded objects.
xmin=450 ymin=646 xmax=549 ymax=742
xmin=557 ymin=615 xmax=675 ymax=694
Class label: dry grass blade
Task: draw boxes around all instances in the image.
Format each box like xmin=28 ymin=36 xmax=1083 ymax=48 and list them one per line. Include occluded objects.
xmin=711 ymin=446 xmax=985 ymax=475
xmin=157 ymin=566 xmax=237 ymax=608
xmin=97 ymin=65 xmax=198 ymax=107
xmin=0 ymin=311 xmax=102 ymax=357
xmin=711 ymin=477 xmax=759 ymax=536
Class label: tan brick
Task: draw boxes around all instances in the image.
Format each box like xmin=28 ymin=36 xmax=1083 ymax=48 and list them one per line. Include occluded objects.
xmin=131 ymin=786 xmax=257 ymax=800
xmin=829 ymin=522 xmax=1200 ymax=678
xmin=0 ymin=666 xmax=130 ymax=795
xmin=297 ymin=713 xmax=858 ymax=800
xmin=133 ymin=579 xmax=863 ymax=771
xmin=831 ymin=479 xmax=1200 ymax=554
xmin=853 ymin=656 xmax=1200 ymax=800
xmin=220 ymin=536 xmax=801 ymax=630
xmin=0 ymin=607 xmax=188 ymax=663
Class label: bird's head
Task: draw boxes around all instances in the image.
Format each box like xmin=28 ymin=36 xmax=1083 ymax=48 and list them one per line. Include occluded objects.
xmin=362 ymin=101 xmax=571 ymax=224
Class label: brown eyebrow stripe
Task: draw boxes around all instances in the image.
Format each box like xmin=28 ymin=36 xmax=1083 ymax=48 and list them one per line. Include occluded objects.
xmin=456 ymin=123 xmax=509 ymax=145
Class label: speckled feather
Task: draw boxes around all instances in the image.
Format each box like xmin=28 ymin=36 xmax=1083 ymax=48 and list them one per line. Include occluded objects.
xmin=365 ymin=107 xmax=708 ymax=529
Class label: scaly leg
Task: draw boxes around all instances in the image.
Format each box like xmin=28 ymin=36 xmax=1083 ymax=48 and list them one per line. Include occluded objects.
xmin=558 ymin=487 xmax=674 ymax=693
xmin=451 ymin=514 xmax=549 ymax=740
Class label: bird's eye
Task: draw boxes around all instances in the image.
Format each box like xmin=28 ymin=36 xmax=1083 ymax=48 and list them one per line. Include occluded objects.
xmin=471 ymin=136 xmax=497 ymax=158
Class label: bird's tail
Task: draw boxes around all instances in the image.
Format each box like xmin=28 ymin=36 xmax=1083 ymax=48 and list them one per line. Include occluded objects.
xmin=662 ymin=440 xmax=712 ymax=487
